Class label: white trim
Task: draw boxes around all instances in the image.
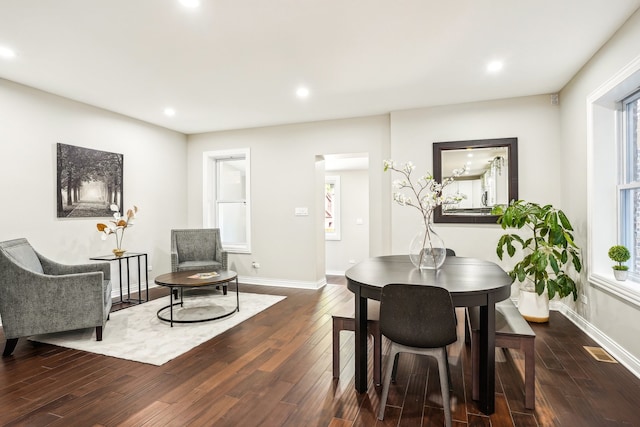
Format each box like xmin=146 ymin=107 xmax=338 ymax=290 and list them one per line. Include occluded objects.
xmin=237 ymin=275 xmax=326 ymax=290
xmin=325 ymin=269 xmax=346 ymax=276
xmin=511 ymin=296 xmax=640 ymax=379
xmin=590 ymin=274 xmax=640 ymax=307
xmin=110 ymin=275 xmax=329 ymax=299
xmin=202 ymin=148 xmax=252 ymax=253
xmin=110 ymin=281 xmax=157 ymax=300
xmin=558 ymin=304 xmax=640 ymax=379
xmin=587 ymin=54 xmax=640 ymax=306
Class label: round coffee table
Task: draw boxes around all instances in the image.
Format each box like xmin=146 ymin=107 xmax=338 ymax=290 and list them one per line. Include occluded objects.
xmin=154 ymin=270 xmax=239 ymax=327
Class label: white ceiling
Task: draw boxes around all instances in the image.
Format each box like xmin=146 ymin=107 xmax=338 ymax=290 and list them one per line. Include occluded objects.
xmin=1 ymin=0 xmax=639 ymax=135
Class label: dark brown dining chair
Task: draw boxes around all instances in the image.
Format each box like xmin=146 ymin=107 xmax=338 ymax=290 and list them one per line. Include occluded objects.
xmin=377 ymin=284 xmax=458 ymax=427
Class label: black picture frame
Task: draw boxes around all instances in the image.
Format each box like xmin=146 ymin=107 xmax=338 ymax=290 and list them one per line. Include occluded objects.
xmin=433 ymin=137 xmax=518 ymax=224
xmin=56 ymin=143 xmax=123 ymax=218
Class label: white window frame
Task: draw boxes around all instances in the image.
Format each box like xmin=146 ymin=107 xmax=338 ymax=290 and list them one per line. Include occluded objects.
xmin=587 ymin=54 xmax=640 ymax=306
xmin=325 ymin=175 xmax=341 ymax=241
xmin=619 ymin=90 xmax=640 ymax=282
xmin=203 ymin=148 xmax=251 ymax=253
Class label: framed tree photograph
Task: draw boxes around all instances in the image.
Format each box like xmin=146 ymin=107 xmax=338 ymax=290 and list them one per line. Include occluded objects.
xmin=56 ymin=143 xmax=123 ymax=218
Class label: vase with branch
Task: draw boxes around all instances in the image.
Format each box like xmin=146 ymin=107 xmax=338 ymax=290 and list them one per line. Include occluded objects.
xmin=97 ymin=204 xmax=138 ymax=257
xmin=384 ymin=160 xmax=465 ymax=269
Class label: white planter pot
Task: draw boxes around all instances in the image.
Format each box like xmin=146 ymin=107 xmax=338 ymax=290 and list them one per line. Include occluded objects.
xmin=613 ymin=269 xmax=628 ymax=281
xmin=517 ymin=289 xmax=549 ymax=323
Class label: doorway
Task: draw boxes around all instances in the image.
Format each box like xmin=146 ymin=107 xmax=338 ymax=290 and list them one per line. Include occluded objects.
xmin=323 ymin=153 xmax=369 ymax=275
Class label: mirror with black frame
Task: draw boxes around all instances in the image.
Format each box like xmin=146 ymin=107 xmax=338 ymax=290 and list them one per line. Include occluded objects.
xmin=433 ymin=137 xmax=518 ymax=224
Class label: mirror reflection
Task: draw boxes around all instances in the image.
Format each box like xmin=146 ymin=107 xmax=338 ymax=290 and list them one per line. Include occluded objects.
xmin=441 ymin=146 xmax=509 ymax=215
xmin=433 ymin=138 xmax=518 ymax=224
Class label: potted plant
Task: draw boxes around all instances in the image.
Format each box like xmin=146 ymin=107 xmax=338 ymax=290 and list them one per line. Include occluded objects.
xmin=492 ymin=200 xmax=582 ymax=322
xmin=608 ymin=245 xmax=630 ymax=281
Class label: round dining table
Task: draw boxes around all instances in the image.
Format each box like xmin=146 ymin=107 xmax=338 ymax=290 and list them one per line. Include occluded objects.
xmin=346 ymin=255 xmax=513 ymax=415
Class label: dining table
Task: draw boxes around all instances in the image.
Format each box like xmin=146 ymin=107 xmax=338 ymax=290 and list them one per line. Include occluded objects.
xmin=345 ymin=255 xmax=513 ymax=415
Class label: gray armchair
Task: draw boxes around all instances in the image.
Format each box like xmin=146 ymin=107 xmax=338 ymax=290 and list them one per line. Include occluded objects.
xmin=0 ymin=238 xmax=112 ymax=356
xmin=170 ymin=228 xmax=228 ymax=272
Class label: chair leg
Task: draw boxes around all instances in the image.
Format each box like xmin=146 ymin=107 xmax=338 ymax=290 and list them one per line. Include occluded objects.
xmin=370 ymin=321 xmax=382 ymax=386
xmin=2 ymin=338 xmax=19 ymax=357
xmin=96 ymin=326 xmax=103 ymax=341
xmin=391 ymin=352 xmax=400 ymax=383
xmin=471 ymin=329 xmax=479 ymax=401
xmin=436 ymin=347 xmax=453 ymax=427
xmin=378 ymin=346 xmax=400 ymax=420
xmin=332 ymin=317 xmax=343 ymax=378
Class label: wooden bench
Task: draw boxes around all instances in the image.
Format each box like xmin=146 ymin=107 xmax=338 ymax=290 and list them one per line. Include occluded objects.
xmin=467 ymin=299 xmax=536 ymax=409
xmin=332 ymin=300 xmax=382 ymax=386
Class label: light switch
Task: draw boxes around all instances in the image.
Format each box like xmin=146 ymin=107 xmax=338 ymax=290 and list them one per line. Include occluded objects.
xmin=295 ymin=207 xmax=309 ymax=216
xmin=356 ymin=218 xmax=364 ymax=225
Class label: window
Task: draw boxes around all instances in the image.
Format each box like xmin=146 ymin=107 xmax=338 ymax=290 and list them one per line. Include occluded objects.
xmin=587 ymin=56 xmax=640 ymax=306
xmin=620 ymin=90 xmax=640 ymax=280
xmin=325 ymin=176 xmax=341 ymax=240
xmin=203 ymin=149 xmax=251 ymax=253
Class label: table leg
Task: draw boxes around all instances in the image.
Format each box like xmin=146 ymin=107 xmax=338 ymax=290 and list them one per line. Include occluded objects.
xmin=118 ymin=258 xmax=124 ymax=303
xmin=478 ymin=297 xmax=497 ymax=414
xmin=126 ymin=257 xmax=131 ymax=300
xmin=235 ymin=277 xmax=240 ymax=312
xmin=137 ymin=255 xmax=142 ymax=303
xmin=144 ymin=254 xmax=149 ymax=301
xmin=169 ymin=288 xmax=174 ymax=327
xmin=354 ymin=288 xmax=368 ymax=393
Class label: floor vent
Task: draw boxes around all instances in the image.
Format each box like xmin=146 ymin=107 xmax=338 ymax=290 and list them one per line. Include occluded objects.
xmin=584 ymin=346 xmax=618 ymax=363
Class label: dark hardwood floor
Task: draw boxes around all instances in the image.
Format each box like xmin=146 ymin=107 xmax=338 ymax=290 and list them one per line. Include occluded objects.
xmin=1 ymin=276 xmax=639 ymax=426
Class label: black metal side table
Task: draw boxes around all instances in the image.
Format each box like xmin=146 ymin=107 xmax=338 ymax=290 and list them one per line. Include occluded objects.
xmin=90 ymin=252 xmax=149 ymax=304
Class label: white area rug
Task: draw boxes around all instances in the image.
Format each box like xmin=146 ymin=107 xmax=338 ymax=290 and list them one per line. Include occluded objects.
xmin=30 ymin=291 xmax=285 ymax=366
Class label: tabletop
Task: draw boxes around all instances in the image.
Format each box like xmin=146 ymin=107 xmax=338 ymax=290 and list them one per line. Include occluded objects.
xmin=346 ymin=255 xmax=512 ymax=303
xmin=154 ymin=270 xmax=237 ymax=287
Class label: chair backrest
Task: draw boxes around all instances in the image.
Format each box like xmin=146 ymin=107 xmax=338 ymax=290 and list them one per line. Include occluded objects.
xmin=0 ymin=238 xmax=44 ymax=274
xmin=171 ymin=229 xmax=221 ymax=262
xmin=379 ymin=284 xmax=458 ymax=348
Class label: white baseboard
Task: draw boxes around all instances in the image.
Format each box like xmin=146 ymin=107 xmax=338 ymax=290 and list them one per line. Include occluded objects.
xmin=326 ymin=270 xmax=345 ymax=276
xmin=111 ymin=282 xmax=158 ymax=300
xmin=237 ymin=275 xmax=326 ymax=290
xmin=557 ymin=305 xmax=640 ymax=379
xmin=110 ymin=275 xmax=328 ymax=299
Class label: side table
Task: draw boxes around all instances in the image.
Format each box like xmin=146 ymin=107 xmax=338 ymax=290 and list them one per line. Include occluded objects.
xmin=90 ymin=252 xmax=149 ymax=304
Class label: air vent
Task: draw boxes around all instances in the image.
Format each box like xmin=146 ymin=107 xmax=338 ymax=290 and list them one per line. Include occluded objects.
xmin=584 ymin=346 xmax=618 ymax=363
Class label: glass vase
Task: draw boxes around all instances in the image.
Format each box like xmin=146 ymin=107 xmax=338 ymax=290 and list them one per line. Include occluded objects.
xmin=409 ymin=221 xmax=446 ymax=270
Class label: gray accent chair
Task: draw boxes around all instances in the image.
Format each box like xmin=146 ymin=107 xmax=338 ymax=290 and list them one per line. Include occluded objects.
xmin=0 ymin=238 xmax=112 ymax=357
xmin=170 ymin=228 xmax=228 ymax=272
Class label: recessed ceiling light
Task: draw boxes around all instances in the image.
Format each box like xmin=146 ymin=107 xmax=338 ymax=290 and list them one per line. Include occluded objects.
xmin=164 ymin=108 xmax=176 ymax=117
xmin=0 ymin=46 xmax=16 ymax=59
xmin=487 ymin=60 xmax=504 ymax=73
xmin=296 ymin=87 xmax=310 ymax=98
xmin=179 ymin=0 xmax=200 ymax=8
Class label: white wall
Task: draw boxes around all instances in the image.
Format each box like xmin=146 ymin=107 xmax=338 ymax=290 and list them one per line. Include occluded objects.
xmin=389 ymin=95 xmax=561 ymax=276
xmin=325 ymin=169 xmax=369 ymax=275
xmin=0 ymin=78 xmax=188 ymax=288
xmin=187 ymin=116 xmax=390 ymax=287
xmin=558 ymin=9 xmax=640 ymax=367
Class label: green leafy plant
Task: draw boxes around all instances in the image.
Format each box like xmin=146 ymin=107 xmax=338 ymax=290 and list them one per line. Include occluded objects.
xmin=608 ymin=245 xmax=630 ymax=271
xmin=492 ymin=200 xmax=582 ymax=300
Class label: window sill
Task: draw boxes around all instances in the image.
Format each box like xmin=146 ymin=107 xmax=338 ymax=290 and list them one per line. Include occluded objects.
xmin=589 ymin=272 xmax=640 ymax=307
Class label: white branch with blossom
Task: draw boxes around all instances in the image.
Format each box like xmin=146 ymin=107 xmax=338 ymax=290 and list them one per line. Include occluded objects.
xmin=384 ymin=159 xmax=466 ymax=267
xmin=384 ymin=159 xmax=466 ymax=223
